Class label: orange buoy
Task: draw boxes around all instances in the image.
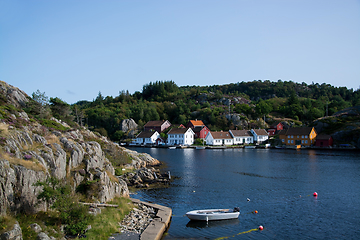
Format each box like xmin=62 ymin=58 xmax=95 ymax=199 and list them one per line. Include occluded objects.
xmin=259 ymin=225 xmax=264 ymax=230
xmin=254 ymin=210 xmax=258 ymax=214
xmin=313 ymin=192 xmax=318 ymax=197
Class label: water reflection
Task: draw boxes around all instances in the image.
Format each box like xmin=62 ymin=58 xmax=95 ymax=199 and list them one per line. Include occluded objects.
xmin=186 ymin=218 xmax=240 ymax=229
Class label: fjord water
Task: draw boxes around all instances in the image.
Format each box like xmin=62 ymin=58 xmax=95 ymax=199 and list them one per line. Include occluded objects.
xmin=128 ymin=147 xmax=360 ymax=239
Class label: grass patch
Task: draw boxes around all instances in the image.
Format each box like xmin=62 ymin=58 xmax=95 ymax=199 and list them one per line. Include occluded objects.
xmin=106 ymin=170 xmax=119 ymax=183
xmin=0 ymin=215 xmax=17 ymax=235
xmin=86 ymin=197 xmax=134 ymax=240
xmin=40 ymin=119 xmax=69 ymax=131
xmin=1 ymin=150 xmax=46 ymax=172
xmin=45 ymin=134 xmax=61 ymax=145
xmin=0 ymin=123 xmax=9 ymax=136
xmin=16 ymin=211 xmax=64 ymax=240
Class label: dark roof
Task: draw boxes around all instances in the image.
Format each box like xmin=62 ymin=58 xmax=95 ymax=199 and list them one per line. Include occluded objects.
xmin=286 ymin=127 xmax=315 ymax=136
xmin=316 ymin=134 xmax=332 ymax=140
xmin=210 ymin=131 xmax=233 ymax=139
xmin=137 ymin=131 xmax=158 ymax=138
xmin=144 ymin=120 xmax=167 ymax=127
xmin=230 ymin=130 xmax=252 ymax=137
xmin=192 ymin=126 xmax=208 ymax=133
xmin=252 ymin=129 xmax=268 ymax=136
xmin=168 ymin=128 xmax=190 ymax=134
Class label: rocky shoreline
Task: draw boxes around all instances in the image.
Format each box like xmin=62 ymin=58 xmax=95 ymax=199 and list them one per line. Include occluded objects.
xmin=119 ymin=202 xmax=156 ymax=234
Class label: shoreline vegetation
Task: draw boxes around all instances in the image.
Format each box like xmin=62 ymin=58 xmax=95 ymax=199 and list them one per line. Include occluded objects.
xmin=127 ymin=144 xmax=359 ymax=151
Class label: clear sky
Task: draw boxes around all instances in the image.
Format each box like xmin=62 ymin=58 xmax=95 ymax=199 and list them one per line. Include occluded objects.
xmin=1 ymin=0 xmax=360 ymax=104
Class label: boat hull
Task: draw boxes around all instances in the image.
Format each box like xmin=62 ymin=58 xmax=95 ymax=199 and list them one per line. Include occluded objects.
xmin=186 ymin=209 xmax=240 ymax=221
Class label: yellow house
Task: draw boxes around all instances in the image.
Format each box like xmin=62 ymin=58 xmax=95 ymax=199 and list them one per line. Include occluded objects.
xmin=279 ymin=127 xmax=317 ymax=146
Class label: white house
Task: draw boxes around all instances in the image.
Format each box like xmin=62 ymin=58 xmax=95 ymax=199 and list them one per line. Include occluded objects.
xmin=229 ymin=130 xmax=254 ymax=145
xmin=167 ymin=128 xmax=195 ymax=146
xmin=250 ymin=129 xmax=269 ymax=143
xmin=206 ymin=131 xmax=234 ymax=146
xmin=135 ymin=131 xmax=160 ymax=145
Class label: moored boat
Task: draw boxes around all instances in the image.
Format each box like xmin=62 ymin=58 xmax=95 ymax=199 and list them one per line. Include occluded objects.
xmin=186 ymin=208 xmax=240 ymax=221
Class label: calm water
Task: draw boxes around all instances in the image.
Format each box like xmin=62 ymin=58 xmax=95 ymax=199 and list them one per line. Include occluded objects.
xmin=128 ymin=147 xmax=360 ymax=239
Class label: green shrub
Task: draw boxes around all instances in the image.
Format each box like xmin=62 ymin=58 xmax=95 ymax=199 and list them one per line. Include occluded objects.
xmin=40 ymin=119 xmax=69 ymax=131
xmin=35 ymin=178 xmax=93 ymax=235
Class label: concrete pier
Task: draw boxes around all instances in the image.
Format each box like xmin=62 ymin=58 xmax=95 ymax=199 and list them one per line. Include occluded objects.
xmin=130 ymin=198 xmax=172 ymax=240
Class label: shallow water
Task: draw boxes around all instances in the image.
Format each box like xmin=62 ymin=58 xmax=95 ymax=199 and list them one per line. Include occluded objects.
xmin=128 ymin=147 xmax=360 ymax=239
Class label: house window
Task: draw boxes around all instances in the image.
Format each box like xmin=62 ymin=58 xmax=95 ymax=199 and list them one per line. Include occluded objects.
xmin=282 ymin=139 xmax=284 ymax=142
xmin=291 ymin=135 xmax=294 ymax=138
xmin=305 ymin=136 xmax=308 ymax=138
xmin=291 ymin=140 xmax=293 ymax=143
xmin=302 ymin=135 xmax=304 ymax=138
xmin=288 ymin=140 xmax=290 ymax=143
xmin=302 ymin=140 xmax=304 ymax=143
xmin=305 ymin=140 xmax=308 ymax=144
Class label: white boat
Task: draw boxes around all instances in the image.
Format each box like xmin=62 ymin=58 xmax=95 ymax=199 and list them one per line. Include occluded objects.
xmin=168 ymin=146 xmax=176 ymax=149
xmin=196 ymin=146 xmax=205 ymax=150
xmin=186 ymin=208 xmax=240 ymax=221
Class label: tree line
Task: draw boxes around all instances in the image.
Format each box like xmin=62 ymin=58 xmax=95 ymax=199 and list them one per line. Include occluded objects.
xmin=27 ymin=80 xmax=360 ymax=141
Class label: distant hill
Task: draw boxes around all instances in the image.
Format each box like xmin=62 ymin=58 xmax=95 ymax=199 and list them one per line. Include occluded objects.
xmin=73 ymin=80 xmax=360 ymax=142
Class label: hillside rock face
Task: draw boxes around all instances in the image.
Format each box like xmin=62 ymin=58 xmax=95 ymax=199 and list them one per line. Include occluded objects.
xmin=313 ymin=106 xmax=360 ymax=148
xmin=0 ymin=81 xmax=29 ymax=108
xmin=0 ymin=121 xmax=159 ymax=216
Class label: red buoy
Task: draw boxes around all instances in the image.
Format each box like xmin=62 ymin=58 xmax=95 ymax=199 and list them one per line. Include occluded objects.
xmin=254 ymin=210 xmax=258 ymax=214
xmin=313 ymin=192 xmax=318 ymax=197
xmin=259 ymin=225 xmax=264 ymax=230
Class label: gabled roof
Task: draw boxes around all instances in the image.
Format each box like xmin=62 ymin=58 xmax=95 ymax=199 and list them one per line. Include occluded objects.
xmin=209 ymin=131 xmax=233 ymax=139
xmin=136 ymin=131 xmax=158 ymax=138
xmin=192 ymin=126 xmax=208 ymax=133
xmin=285 ymin=127 xmax=315 ymax=136
xmin=251 ymin=129 xmax=268 ymax=136
xmin=316 ymin=134 xmax=332 ymax=140
xmin=144 ymin=120 xmax=168 ymax=127
xmin=189 ymin=120 xmax=205 ymax=126
xmin=168 ymin=128 xmax=193 ymax=135
xmin=230 ymin=130 xmax=252 ymax=137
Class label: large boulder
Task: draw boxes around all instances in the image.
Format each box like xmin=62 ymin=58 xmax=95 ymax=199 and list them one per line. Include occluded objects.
xmin=120 ymin=119 xmax=138 ymax=133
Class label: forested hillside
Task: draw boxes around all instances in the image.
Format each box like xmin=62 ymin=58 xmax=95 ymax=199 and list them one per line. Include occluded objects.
xmin=70 ymin=80 xmax=360 ymax=141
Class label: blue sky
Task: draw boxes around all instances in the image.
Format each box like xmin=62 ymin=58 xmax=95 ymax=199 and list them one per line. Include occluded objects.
xmin=1 ymin=0 xmax=359 ymax=104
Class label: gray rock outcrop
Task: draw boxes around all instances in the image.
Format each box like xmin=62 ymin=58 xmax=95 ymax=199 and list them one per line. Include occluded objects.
xmin=0 ymin=221 xmax=23 ymax=240
xmin=0 ymin=125 xmax=136 ymax=216
xmin=0 ymin=81 xmax=29 ymax=108
xmin=120 ymin=119 xmax=138 ymax=133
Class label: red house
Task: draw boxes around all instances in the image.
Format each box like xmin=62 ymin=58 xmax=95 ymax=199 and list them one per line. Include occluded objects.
xmin=268 ymin=122 xmax=284 ymax=136
xmin=315 ymin=134 xmax=333 ymax=147
xmin=144 ymin=120 xmax=171 ymax=133
xmin=192 ymin=126 xmax=210 ymax=139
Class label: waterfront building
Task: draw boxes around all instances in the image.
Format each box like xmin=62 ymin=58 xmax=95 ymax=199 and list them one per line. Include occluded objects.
xmin=135 ymin=131 xmax=160 ymax=145
xmin=229 ymin=130 xmax=254 ymax=145
xmin=279 ymin=127 xmax=317 ymax=146
xmin=250 ymin=129 xmax=269 ymax=143
xmin=167 ymin=128 xmax=195 ymax=146
xmin=206 ymin=131 xmax=234 ymax=146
